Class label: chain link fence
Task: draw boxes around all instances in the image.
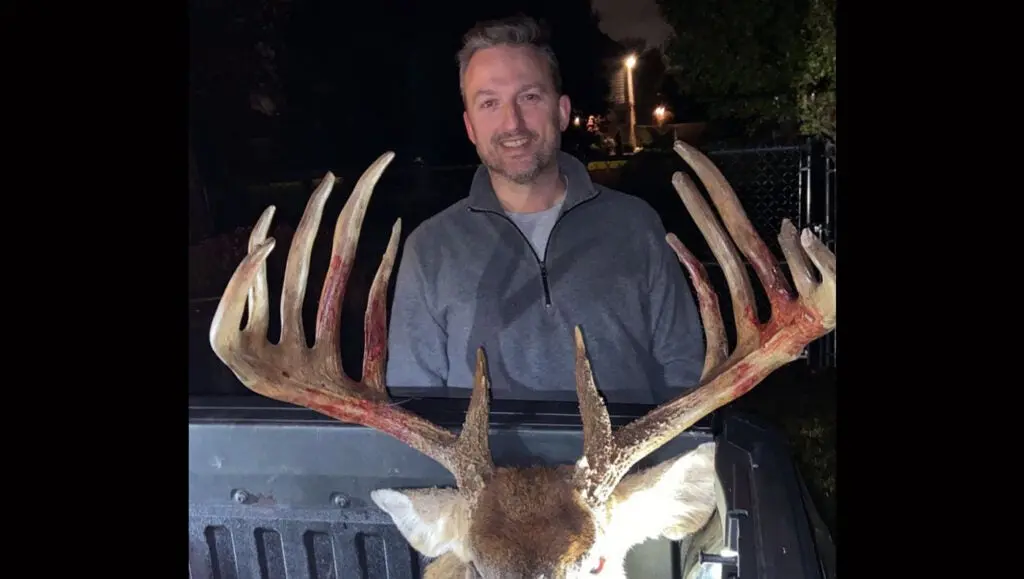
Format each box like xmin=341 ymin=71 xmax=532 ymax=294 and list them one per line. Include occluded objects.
xmin=821 ymin=140 xmax=837 ymax=367
xmin=610 ymin=138 xmax=835 ymax=368
xmin=716 ymin=139 xmax=834 ymax=369
xmin=705 ymin=144 xmax=809 ymax=257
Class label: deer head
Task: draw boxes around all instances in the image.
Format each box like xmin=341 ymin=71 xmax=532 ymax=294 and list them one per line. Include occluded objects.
xmin=209 ymin=142 xmax=836 ymax=578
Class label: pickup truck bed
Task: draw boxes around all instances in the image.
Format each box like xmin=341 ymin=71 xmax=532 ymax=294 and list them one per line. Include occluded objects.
xmin=188 ymin=395 xmax=834 ymax=579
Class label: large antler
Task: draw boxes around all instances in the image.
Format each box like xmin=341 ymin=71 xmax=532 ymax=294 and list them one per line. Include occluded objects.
xmin=573 ymin=141 xmax=837 ymax=506
xmin=209 ymin=152 xmax=495 ymax=493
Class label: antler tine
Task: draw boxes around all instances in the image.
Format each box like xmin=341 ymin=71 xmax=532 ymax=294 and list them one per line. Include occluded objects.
xmin=665 ymin=175 xmax=733 ymax=381
xmin=456 ymin=349 xmax=495 ymax=490
xmin=672 ymin=141 xmax=797 ymax=327
xmin=573 ymin=140 xmax=836 ymax=506
xmin=363 ymin=219 xmax=402 ymax=392
xmin=209 ymin=152 xmax=494 ymax=494
xmin=665 ymin=233 xmax=727 ymax=381
xmin=244 ymin=206 xmax=276 ymax=341
xmin=278 ymin=174 xmax=335 ymax=350
xmin=573 ymin=326 xmax=614 ymax=499
xmin=314 ymin=153 xmax=396 ymax=389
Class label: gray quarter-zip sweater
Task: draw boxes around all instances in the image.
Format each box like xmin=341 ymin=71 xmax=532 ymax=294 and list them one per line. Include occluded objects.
xmin=385 ymin=151 xmax=705 ymax=404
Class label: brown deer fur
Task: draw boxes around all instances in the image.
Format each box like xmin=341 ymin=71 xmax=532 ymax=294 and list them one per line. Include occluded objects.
xmin=372 ymin=441 xmax=721 ymax=577
xmin=472 ymin=466 xmax=594 ymax=575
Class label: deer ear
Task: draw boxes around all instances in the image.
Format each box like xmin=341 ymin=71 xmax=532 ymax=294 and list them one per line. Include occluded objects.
xmin=371 ymin=488 xmax=472 ymax=559
xmin=607 ymin=442 xmax=719 ymax=547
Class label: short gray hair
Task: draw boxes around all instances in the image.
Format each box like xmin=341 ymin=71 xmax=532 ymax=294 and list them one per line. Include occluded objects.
xmin=456 ymin=16 xmax=563 ymax=100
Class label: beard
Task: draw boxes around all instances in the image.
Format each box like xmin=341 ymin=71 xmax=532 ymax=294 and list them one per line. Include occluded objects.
xmin=479 ymin=127 xmax=560 ymax=186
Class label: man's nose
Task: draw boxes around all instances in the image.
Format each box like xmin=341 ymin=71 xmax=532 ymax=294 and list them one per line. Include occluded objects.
xmin=499 ymin=102 xmax=525 ymax=132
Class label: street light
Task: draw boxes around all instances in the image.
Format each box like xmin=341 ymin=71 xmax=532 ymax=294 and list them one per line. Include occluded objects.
xmin=624 ymin=54 xmax=637 ymax=151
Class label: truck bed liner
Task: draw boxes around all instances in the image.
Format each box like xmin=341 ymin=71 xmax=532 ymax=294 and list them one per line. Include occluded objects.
xmin=189 ymin=397 xmax=831 ymax=579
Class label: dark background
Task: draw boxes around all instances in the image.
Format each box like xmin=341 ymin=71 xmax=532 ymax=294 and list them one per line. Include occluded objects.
xmin=191 ymin=0 xmax=631 ymax=180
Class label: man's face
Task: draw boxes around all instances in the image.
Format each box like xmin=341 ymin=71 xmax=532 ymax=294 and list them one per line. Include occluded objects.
xmin=462 ymin=44 xmax=571 ymax=185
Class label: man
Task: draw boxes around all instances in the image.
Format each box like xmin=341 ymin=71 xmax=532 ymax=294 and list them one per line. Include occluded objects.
xmin=385 ymin=16 xmax=705 ymax=404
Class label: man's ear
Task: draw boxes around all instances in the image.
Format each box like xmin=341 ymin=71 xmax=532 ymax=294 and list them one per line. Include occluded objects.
xmin=606 ymin=442 xmax=719 ymax=548
xmin=557 ymin=94 xmax=571 ymax=131
xmin=371 ymin=488 xmax=473 ymax=559
xmin=463 ymin=110 xmax=477 ymax=145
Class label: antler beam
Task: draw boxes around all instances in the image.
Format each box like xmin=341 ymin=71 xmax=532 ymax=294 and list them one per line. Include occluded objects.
xmin=208 ymin=142 xmax=835 ymax=509
xmin=209 ymin=152 xmax=495 ymax=493
xmin=574 ymin=141 xmax=837 ymax=506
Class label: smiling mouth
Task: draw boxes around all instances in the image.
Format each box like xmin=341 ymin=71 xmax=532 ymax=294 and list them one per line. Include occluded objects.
xmin=499 ymin=137 xmax=530 ymax=149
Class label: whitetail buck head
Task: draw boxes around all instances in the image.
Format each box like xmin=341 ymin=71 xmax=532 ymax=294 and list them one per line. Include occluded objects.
xmin=210 ymin=142 xmax=836 ymax=578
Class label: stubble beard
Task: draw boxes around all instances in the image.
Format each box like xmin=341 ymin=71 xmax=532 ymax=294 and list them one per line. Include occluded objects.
xmin=480 ymin=125 xmax=561 ymax=185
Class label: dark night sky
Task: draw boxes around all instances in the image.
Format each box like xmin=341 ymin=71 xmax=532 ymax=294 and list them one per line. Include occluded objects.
xmin=593 ymin=0 xmax=675 ymax=48
xmin=189 ymin=0 xmax=667 ymax=182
